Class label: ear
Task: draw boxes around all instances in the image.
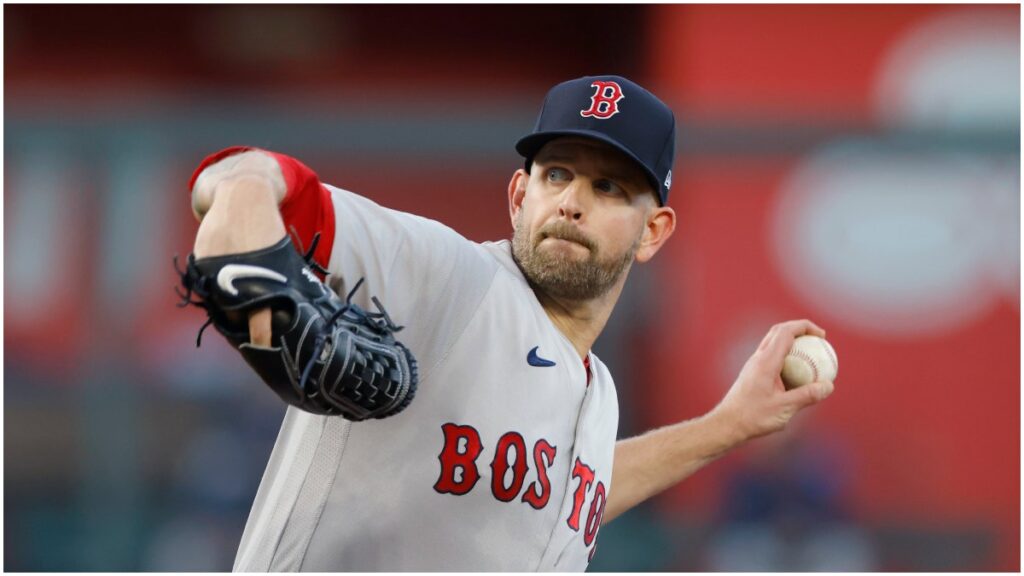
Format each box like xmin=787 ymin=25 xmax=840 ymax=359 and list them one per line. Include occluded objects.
xmin=635 ymin=206 xmax=676 ymax=263
xmin=508 ymin=168 xmax=529 ymax=227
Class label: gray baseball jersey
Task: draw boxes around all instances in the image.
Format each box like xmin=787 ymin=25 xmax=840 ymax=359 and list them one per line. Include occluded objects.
xmin=194 ymin=149 xmax=620 ymax=571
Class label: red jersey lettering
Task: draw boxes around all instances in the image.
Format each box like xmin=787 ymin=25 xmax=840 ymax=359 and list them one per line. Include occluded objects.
xmin=566 ymin=457 xmax=596 ymax=531
xmin=583 ymin=480 xmax=607 ymax=546
xmin=490 ymin=432 xmax=528 ymax=502
xmin=521 ymin=439 xmax=557 ymax=510
xmin=433 ymin=423 xmax=483 ymax=495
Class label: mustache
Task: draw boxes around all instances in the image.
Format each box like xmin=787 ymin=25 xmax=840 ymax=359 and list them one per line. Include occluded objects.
xmin=537 ymin=221 xmax=596 ymax=252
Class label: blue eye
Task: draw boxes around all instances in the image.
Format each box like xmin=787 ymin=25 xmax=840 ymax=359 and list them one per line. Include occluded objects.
xmin=595 ymin=179 xmax=625 ymax=197
xmin=547 ymin=167 xmax=570 ymax=182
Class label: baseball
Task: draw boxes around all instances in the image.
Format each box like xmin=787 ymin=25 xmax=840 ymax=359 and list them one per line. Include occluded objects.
xmin=780 ymin=335 xmax=838 ymax=389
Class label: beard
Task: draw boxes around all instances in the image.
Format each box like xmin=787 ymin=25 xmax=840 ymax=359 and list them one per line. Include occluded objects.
xmin=511 ymin=211 xmax=640 ymax=301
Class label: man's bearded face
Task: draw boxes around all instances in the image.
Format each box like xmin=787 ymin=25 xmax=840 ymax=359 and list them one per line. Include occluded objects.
xmin=512 ymin=210 xmax=640 ymax=301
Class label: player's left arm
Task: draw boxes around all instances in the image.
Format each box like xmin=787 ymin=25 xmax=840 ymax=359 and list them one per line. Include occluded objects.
xmin=602 ymin=319 xmax=836 ymax=524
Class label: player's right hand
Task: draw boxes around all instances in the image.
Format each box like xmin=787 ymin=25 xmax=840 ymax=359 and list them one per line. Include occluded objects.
xmin=713 ymin=319 xmax=834 ymax=442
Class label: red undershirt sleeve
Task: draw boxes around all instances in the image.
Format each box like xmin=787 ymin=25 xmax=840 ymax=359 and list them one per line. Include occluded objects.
xmin=188 ymin=146 xmax=337 ymax=274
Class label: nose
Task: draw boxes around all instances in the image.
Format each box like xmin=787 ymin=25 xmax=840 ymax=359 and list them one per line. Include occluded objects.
xmin=557 ymin=180 xmax=586 ymax=222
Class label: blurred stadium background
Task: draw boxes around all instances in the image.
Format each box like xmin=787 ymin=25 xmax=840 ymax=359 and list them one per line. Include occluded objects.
xmin=4 ymin=4 xmax=1019 ymax=571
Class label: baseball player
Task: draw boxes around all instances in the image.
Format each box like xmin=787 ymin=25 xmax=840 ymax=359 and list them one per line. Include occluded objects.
xmin=179 ymin=75 xmax=834 ymax=571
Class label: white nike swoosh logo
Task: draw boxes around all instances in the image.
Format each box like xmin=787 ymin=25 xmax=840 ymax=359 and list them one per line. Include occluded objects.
xmin=217 ymin=264 xmax=288 ymax=296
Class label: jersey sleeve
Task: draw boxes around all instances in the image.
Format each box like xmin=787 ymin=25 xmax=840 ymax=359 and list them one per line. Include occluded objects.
xmin=188 ymin=146 xmax=335 ymax=273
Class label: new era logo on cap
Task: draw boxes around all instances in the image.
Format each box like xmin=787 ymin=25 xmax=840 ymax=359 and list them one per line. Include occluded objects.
xmin=515 ymin=75 xmax=677 ymax=205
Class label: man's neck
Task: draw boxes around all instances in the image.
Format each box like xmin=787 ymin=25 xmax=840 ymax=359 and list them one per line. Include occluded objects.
xmin=534 ymin=273 xmax=630 ymax=361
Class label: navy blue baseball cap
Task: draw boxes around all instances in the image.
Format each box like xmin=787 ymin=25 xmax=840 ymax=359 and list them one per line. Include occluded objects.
xmin=516 ymin=75 xmax=676 ymax=205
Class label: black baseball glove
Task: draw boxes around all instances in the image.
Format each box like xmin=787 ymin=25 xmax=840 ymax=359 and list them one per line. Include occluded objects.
xmin=175 ymin=235 xmax=418 ymax=421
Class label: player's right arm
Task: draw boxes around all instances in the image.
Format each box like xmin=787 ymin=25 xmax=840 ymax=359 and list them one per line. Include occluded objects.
xmin=603 ymin=320 xmax=834 ymax=523
xmin=190 ymin=149 xmax=288 ymax=347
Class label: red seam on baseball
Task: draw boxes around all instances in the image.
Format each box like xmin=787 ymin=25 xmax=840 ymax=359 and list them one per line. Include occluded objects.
xmin=819 ymin=340 xmax=838 ymax=372
xmin=790 ymin=349 xmax=819 ymax=382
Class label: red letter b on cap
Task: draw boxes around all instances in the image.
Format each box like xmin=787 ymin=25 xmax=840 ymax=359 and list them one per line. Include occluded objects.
xmin=580 ymin=81 xmax=624 ymax=119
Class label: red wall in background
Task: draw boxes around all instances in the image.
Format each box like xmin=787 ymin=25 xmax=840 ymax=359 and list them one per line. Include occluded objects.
xmin=648 ymin=5 xmax=1019 ymax=570
xmin=653 ymin=4 xmax=1002 ymax=121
